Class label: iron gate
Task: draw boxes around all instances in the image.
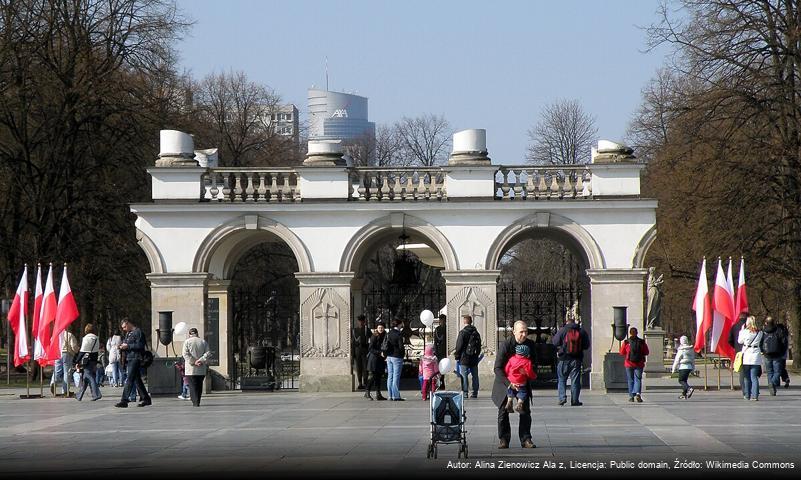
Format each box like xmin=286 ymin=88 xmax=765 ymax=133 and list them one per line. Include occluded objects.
xmin=231 ymin=288 xmax=300 ymax=390
xmin=496 ymin=281 xmax=581 ymax=386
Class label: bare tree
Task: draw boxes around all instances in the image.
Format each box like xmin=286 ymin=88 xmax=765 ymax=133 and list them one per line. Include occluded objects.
xmin=192 ymin=71 xmax=283 ymax=167
xmin=374 ymin=124 xmax=403 ymax=166
xmin=395 ymin=114 xmax=452 ymax=167
xmin=526 ymin=99 xmax=597 ymax=165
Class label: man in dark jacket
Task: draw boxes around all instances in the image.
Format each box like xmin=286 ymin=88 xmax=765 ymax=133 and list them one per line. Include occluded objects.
xmin=728 ymin=312 xmax=747 ymax=391
xmin=385 ymin=319 xmax=406 ymax=401
xmin=551 ymin=317 xmax=590 ymax=406
xmin=352 ymin=315 xmax=370 ymax=390
xmin=115 ymin=318 xmax=152 ymax=408
xmin=454 ymin=315 xmax=481 ymax=398
xmin=760 ymin=316 xmax=788 ymax=396
xmin=493 ymin=320 xmax=537 ymax=449
xmin=434 ymin=314 xmax=447 ymax=389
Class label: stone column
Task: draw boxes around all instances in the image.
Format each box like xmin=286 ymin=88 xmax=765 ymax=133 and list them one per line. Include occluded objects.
xmin=644 ymin=327 xmax=667 ymax=377
xmin=147 ymin=273 xmax=210 ymax=356
xmin=295 ymin=272 xmax=355 ymax=392
xmin=441 ymin=270 xmax=501 ymax=393
xmin=586 ymin=269 xmax=648 ymax=391
xmin=207 ymin=280 xmax=232 ymax=388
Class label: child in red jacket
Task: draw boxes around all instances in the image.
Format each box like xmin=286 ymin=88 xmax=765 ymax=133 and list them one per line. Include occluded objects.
xmin=504 ymin=344 xmax=537 ymax=413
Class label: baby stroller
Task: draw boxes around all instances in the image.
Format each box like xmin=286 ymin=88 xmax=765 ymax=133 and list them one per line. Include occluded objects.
xmin=427 ymin=391 xmax=468 ymax=459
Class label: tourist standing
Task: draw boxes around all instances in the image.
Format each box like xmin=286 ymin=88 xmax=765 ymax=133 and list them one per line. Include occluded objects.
xmin=779 ymin=315 xmax=791 ymax=388
xmin=352 ymin=315 xmax=370 ymax=390
xmin=728 ymin=312 xmax=748 ymax=392
xmin=95 ymin=344 xmax=108 ymax=387
xmin=106 ymin=332 xmax=123 ymax=387
xmin=365 ymin=322 xmax=387 ymax=401
xmin=182 ymin=327 xmax=212 ymax=407
xmin=493 ymin=320 xmax=537 ymax=449
xmin=50 ymin=329 xmax=79 ymax=396
xmin=434 ymin=314 xmax=447 ymax=389
xmin=671 ymin=335 xmax=696 ymax=399
xmin=620 ymin=327 xmax=649 ymax=403
xmin=551 ymin=316 xmax=590 ymax=406
xmin=115 ymin=318 xmax=152 ymax=408
xmin=75 ymin=324 xmax=101 ymax=401
xmin=419 ymin=343 xmax=439 ymax=401
xmin=454 ymin=315 xmax=481 ymax=398
xmin=760 ymin=316 xmax=788 ymax=396
xmin=738 ymin=315 xmax=763 ymax=401
xmin=384 ymin=319 xmax=406 ymax=401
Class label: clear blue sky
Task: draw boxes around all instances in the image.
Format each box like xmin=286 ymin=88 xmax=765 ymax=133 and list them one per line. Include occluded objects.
xmin=175 ymin=0 xmax=670 ymax=164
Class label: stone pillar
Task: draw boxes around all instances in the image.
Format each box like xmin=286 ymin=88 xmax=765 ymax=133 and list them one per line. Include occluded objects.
xmin=586 ymin=269 xmax=648 ymax=391
xmin=147 ymin=273 xmax=210 ymax=358
xmin=207 ymin=280 xmax=232 ymax=389
xmin=644 ymin=327 xmax=667 ymax=377
xmin=441 ymin=270 xmax=500 ymax=392
xmin=295 ymin=272 xmax=355 ymax=392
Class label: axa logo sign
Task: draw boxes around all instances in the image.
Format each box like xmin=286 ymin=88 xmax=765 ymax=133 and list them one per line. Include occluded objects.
xmin=331 ymin=109 xmax=348 ymax=118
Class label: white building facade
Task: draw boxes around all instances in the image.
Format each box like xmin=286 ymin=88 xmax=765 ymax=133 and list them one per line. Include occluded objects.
xmin=138 ymin=130 xmax=657 ymax=392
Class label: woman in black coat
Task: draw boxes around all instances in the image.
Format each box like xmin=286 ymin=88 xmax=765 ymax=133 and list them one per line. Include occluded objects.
xmin=365 ymin=323 xmax=387 ymax=401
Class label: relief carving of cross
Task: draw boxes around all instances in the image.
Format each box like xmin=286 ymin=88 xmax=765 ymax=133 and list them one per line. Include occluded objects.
xmin=314 ymin=302 xmax=338 ymax=355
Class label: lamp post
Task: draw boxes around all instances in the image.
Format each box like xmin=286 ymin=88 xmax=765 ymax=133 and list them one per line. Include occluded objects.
xmin=2 ymin=298 xmax=11 ymax=385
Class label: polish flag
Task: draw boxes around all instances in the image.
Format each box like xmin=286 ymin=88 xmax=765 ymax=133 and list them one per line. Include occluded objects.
xmin=31 ymin=264 xmax=47 ymax=365
xmin=48 ymin=265 xmax=79 ymax=357
xmin=711 ymin=258 xmax=735 ymax=360
xmin=40 ymin=265 xmax=59 ymax=363
xmin=6 ymin=266 xmax=30 ymax=367
xmin=692 ymin=258 xmax=711 ymax=353
xmin=735 ymin=257 xmax=749 ymax=319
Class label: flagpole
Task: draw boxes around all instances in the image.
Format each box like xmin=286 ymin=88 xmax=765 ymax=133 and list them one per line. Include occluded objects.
xmin=703 ymin=342 xmax=709 ymax=391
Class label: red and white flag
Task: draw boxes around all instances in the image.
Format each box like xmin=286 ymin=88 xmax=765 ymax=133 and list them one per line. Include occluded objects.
xmin=692 ymin=258 xmax=711 ymax=353
xmin=31 ymin=264 xmax=47 ymax=365
xmin=41 ymin=265 xmax=59 ymax=363
xmin=6 ymin=266 xmax=30 ymax=367
xmin=711 ymin=258 xmax=735 ymax=360
xmin=735 ymin=257 xmax=749 ymax=319
xmin=47 ymin=265 xmax=79 ymax=357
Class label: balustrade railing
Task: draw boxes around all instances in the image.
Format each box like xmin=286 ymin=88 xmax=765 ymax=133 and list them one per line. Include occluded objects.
xmin=202 ymin=169 xmax=300 ymax=202
xmin=494 ymin=166 xmax=592 ymax=200
xmin=348 ymin=167 xmax=447 ymax=201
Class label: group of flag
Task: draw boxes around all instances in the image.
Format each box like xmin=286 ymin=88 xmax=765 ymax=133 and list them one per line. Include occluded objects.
xmin=692 ymin=257 xmax=749 ymax=361
xmin=6 ymin=264 xmax=80 ymax=368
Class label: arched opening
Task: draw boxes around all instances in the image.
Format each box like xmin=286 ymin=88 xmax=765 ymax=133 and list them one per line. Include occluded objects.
xmin=350 ymin=226 xmax=448 ymax=392
xmin=495 ymin=229 xmax=592 ymax=389
xmin=230 ymin=239 xmax=300 ymax=390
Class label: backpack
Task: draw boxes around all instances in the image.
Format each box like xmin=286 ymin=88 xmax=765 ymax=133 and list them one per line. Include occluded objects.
xmin=380 ymin=332 xmax=390 ymax=354
xmin=627 ymin=337 xmax=643 ymax=363
xmin=565 ymin=328 xmax=582 ymax=356
xmin=762 ymin=330 xmax=785 ymax=356
xmin=465 ymin=330 xmax=481 ymax=356
xmin=141 ymin=350 xmax=154 ymax=369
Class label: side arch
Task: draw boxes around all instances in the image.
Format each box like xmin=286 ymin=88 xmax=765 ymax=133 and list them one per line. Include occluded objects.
xmin=193 ymin=215 xmax=313 ymax=279
xmin=340 ymin=213 xmax=459 ymax=273
xmin=485 ymin=212 xmax=605 ymax=270
xmin=136 ymin=228 xmax=166 ymax=274
xmin=632 ymin=225 xmax=657 ymax=269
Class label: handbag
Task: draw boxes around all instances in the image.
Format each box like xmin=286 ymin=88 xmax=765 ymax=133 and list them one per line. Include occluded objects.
xmin=732 ymin=352 xmax=743 ymax=372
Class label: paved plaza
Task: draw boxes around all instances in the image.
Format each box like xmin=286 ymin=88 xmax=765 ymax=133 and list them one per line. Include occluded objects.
xmin=1 ymin=378 xmax=800 ymax=479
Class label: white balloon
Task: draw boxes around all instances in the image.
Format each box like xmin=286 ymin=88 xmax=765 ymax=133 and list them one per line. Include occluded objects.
xmin=438 ymin=357 xmax=453 ymax=375
xmin=174 ymin=322 xmax=187 ymax=335
xmin=420 ymin=309 xmax=435 ymax=328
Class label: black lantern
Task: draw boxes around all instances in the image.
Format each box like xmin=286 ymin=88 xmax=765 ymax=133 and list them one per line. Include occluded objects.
xmin=609 ymin=306 xmax=629 ymax=352
xmin=391 ymin=230 xmax=419 ymax=286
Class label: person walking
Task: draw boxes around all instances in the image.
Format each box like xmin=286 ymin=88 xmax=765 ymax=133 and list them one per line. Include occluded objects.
xmin=671 ymin=335 xmax=696 ymax=399
xmin=760 ymin=316 xmax=788 ymax=396
xmin=365 ymin=322 xmax=387 ymax=401
xmin=454 ymin=315 xmax=481 ymax=399
xmin=551 ymin=316 xmax=590 ymax=406
xmin=384 ymin=319 xmax=406 ymax=401
xmin=75 ymin=324 xmax=102 ymax=402
xmin=738 ymin=315 xmax=763 ymax=401
xmin=779 ymin=315 xmax=791 ymax=389
xmin=50 ymin=329 xmax=79 ymax=396
xmin=106 ymin=332 xmax=123 ymax=387
xmin=182 ymin=327 xmax=212 ymax=407
xmin=115 ymin=318 xmax=152 ymax=408
xmin=493 ymin=320 xmax=537 ymax=449
xmin=620 ymin=327 xmax=649 ymax=403
xmin=352 ymin=315 xmax=370 ymax=390
xmin=434 ymin=314 xmax=447 ymax=389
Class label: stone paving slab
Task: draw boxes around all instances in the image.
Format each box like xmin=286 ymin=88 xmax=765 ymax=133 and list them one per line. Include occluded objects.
xmin=1 ymin=385 xmax=800 ymax=478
